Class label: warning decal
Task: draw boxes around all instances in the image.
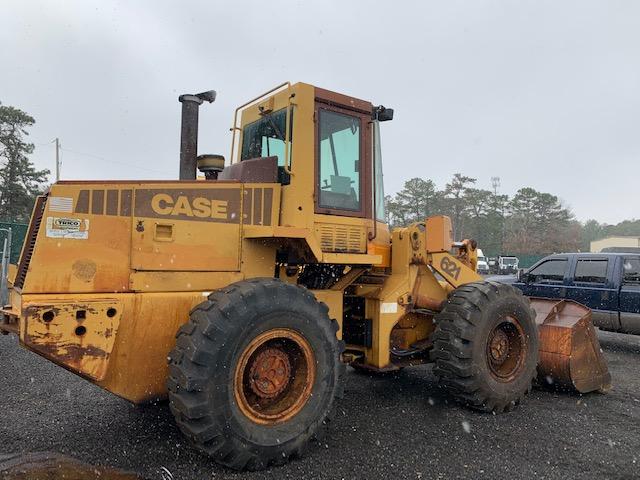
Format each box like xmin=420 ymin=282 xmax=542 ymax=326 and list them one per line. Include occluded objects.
xmin=46 ymin=217 xmax=90 ymax=239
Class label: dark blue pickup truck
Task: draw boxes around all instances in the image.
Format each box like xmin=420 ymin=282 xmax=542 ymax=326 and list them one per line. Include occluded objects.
xmin=493 ymin=253 xmax=640 ymax=334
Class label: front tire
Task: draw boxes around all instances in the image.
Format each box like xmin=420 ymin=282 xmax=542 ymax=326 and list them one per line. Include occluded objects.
xmin=167 ymin=278 xmax=345 ymax=470
xmin=432 ymin=281 xmax=538 ymax=413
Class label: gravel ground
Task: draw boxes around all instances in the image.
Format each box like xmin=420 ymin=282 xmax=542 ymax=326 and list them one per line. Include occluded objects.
xmin=0 ymin=330 xmax=639 ymax=480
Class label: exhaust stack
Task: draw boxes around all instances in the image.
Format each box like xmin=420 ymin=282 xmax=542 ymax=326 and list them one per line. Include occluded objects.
xmin=178 ymin=90 xmax=216 ymax=180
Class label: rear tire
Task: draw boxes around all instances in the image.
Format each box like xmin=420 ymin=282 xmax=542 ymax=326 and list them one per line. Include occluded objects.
xmin=432 ymin=281 xmax=538 ymax=413
xmin=167 ymin=278 xmax=345 ymax=471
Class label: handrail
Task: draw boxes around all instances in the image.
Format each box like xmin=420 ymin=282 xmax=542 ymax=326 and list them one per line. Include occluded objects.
xmin=283 ymin=92 xmax=295 ymax=175
xmin=368 ymin=120 xmax=377 ymax=241
xmin=229 ymin=81 xmax=291 ymax=164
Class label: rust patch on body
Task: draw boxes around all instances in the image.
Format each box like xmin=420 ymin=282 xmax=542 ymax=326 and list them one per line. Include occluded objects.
xmin=22 ymin=300 xmax=121 ymax=381
xmin=28 ymin=339 xmax=107 ymax=364
xmin=72 ymin=260 xmax=97 ymax=282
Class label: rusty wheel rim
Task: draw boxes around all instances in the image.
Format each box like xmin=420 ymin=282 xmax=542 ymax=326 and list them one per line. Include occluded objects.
xmin=486 ymin=316 xmax=527 ymax=382
xmin=234 ymin=328 xmax=315 ymax=425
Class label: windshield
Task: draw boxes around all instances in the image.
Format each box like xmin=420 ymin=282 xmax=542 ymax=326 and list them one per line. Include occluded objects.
xmin=503 ymin=257 xmax=517 ymax=265
xmin=241 ymin=107 xmax=292 ymax=166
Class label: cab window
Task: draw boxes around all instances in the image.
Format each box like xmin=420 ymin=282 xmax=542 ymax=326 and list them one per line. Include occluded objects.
xmin=241 ymin=108 xmax=292 ymax=166
xmin=574 ymin=259 xmax=608 ymax=284
xmin=318 ymin=110 xmax=361 ymax=211
xmin=528 ymin=259 xmax=567 ymax=282
xmin=623 ymin=257 xmax=640 ymax=284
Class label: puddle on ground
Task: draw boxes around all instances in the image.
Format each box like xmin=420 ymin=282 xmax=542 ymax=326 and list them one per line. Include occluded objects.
xmin=0 ymin=452 xmax=149 ymax=479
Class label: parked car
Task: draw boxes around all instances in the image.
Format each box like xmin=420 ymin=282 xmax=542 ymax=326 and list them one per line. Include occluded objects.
xmin=493 ymin=252 xmax=640 ymax=334
xmin=477 ymin=248 xmax=490 ymax=274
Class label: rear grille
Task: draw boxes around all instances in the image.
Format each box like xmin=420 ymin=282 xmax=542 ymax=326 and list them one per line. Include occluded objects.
xmin=14 ymin=195 xmax=47 ymax=290
xmin=316 ymin=223 xmax=366 ymax=253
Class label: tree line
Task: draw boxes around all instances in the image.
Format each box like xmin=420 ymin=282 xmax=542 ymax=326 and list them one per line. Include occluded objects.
xmin=385 ymin=174 xmax=639 ymax=257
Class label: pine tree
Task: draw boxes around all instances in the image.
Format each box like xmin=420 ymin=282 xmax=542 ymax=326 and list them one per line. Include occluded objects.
xmin=443 ymin=173 xmax=476 ymax=238
xmin=0 ymin=103 xmax=50 ymax=222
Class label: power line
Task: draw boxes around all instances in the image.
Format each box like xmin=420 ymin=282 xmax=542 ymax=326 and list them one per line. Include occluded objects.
xmin=59 ymin=147 xmax=173 ymax=175
xmin=26 ymin=140 xmax=171 ymax=176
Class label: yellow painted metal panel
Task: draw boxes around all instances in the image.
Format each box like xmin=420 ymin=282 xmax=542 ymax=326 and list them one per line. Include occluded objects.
xmin=24 ymin=184 xmax=132 ymax=294
xmin=429 ymin=251 xmax=483 ymax=287
xmin=311 ymin=289 xmax=343 ymax=338
xmin=129 ymin=271 xmax=243 ymax=292
xmin=321 ymin=252 xmax=382 ymax=264
xmin=131 ymin=185 xmax=242 ymax=272
xmin=22 ymin=299 xmax=122 ymax=381
xmin=19 ymin=291 xmax=209 ymax=403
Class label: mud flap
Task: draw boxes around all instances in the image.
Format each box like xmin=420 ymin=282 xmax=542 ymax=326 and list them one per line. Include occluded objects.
xmin=530 ymin=298 xmax=612 ymax=393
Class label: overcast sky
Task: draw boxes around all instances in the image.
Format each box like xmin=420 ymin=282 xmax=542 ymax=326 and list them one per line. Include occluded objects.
xmin=1 ymin=0 xmax=638 ymax=224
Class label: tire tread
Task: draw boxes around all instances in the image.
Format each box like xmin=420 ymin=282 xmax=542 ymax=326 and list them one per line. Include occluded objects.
xmin=433 ymin=281 xmax=538 ymax=413
xmin=167 ymin=278 xmax=345 ymax=471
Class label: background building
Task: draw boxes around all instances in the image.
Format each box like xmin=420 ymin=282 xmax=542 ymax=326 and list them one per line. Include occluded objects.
xmin=590 ymin=236 xmax=640 ymax=253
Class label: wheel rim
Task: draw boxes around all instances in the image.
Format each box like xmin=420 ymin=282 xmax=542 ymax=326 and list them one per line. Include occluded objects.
xmin=486 ymin=316 xmax=527 ymax=382
xmin=234 ymin=328 xmax=315 ymax=425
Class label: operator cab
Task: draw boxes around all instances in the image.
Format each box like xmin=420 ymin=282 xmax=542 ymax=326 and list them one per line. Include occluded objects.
xmin=227 ymin=83 xmax=392 ymax=227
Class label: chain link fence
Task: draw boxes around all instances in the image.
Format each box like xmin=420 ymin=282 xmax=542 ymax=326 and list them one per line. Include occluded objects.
xmin=0 ymin=222 xmax=28 ymax=264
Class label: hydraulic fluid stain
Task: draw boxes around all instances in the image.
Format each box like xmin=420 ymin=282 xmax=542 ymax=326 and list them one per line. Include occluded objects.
xmin=0 ymin=452 xmax=147 ymax=480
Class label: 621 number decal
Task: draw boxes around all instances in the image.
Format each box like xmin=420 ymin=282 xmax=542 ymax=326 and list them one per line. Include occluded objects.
xmin=440 ymin=256 xmax=462 ymax=281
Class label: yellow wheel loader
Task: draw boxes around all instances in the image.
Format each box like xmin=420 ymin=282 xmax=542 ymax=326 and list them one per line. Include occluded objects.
xmin=0 ymin=82 xmax=610 ymax=471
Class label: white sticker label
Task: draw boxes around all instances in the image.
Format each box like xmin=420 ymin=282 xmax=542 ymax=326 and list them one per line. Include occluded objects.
xmin=380 ymin=302 xmax=398 ymax=314
xmin=49 ymin=196 xmax=74 ymax=213
xmin=46 ymin=217 xmax=90 ymax=239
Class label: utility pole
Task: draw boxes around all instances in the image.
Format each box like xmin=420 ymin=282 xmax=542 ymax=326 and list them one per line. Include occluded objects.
xmin=491 ymin=176 xmax=500 ymax=195
xmin=55 ymin=138 xmax=61 ymax=181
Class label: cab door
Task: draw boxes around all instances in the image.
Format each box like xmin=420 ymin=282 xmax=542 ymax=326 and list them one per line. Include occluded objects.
xmin=313 ymin=96 xmax=372 ymax=254
xmin=619 ymin=256 xmax=640 ymax=334
xmin=565 ymin=256 xmax=619 ymax=330
xmin=522 ymin=257 xmax=569 ymax=299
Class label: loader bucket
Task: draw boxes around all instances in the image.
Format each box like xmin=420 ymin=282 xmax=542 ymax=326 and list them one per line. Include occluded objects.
xmin=530 ymin=298 xmax=611 ymax=394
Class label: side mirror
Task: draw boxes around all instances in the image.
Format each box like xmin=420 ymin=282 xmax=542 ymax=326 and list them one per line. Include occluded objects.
xmin=372 ymin=105 xmax=394 ymax=122
xmin=517 ymin=269 xmax=527 ymax=282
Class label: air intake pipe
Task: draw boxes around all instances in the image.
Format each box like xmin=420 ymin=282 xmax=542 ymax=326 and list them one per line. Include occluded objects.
xmin=178 ymin=90 xmax=216 ymax=180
